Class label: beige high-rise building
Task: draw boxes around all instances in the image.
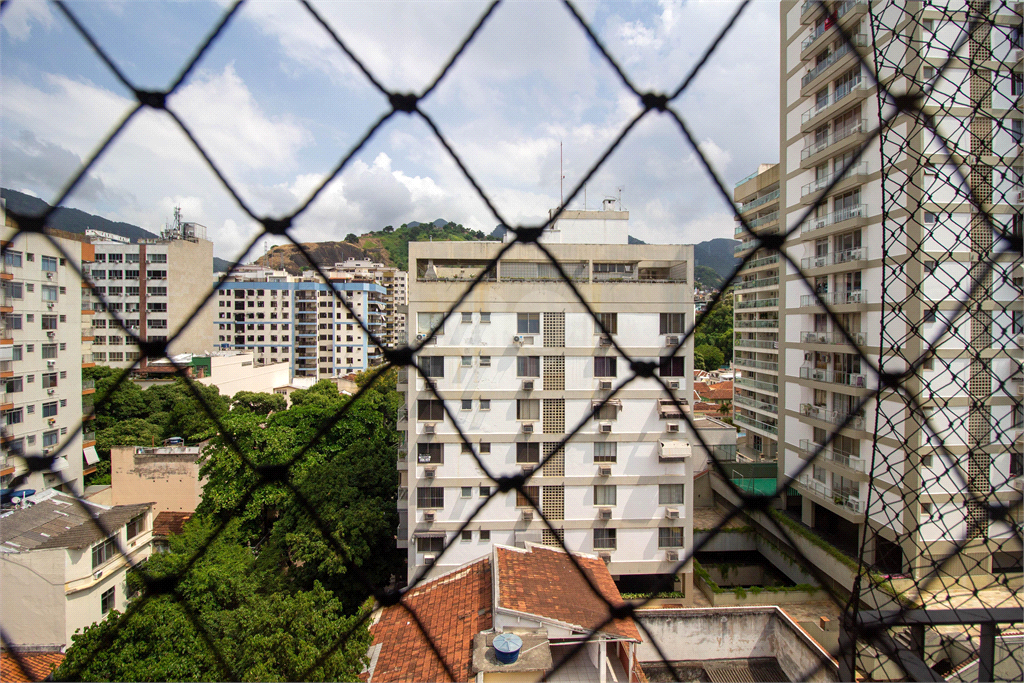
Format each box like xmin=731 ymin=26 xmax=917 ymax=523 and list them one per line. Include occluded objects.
xmin=324 ymin=259 xmax=409 ymax=348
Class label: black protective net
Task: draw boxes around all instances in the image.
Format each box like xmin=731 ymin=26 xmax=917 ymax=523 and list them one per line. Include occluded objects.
xmin=0 ymin=0 xmax=1021 ymax=681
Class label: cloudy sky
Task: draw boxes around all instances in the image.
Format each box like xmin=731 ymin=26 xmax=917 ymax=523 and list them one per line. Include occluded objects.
xmin=1 ymin=0 xmax=779 ymax=262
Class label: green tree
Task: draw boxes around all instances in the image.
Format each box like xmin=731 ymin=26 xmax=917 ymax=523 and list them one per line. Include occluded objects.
xmin=164 ymin=380 xmax=229 ymax=443
xmin=694 ymin=291 xmax=734 ymax=363
xmin=231 ymin=391 xmax=287 ymax=416
xmin=91 ymin=371 xmax=147 ymax=431
xmin=344 ymin=233 xmax=359 ymax=243
xmin=96 ymin=418 xmax=165 ymax=457
xmin=695 ymin=344 xmax=725 ymax=371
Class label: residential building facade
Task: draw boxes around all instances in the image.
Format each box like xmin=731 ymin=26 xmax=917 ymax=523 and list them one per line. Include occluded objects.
xmin=779 ymin=0 xmax=1022 ymax=576
xmin=324 ymin=259 xmax=408 ymax=348
xmin=212 ymin=266 xmax=387 ymax=378
xmin=401 ymin=207 xmax=697 ymax=595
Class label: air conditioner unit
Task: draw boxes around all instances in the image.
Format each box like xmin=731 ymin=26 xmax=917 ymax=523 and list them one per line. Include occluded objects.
xmin=47 ymin=331 xmax=56 ymax=338
xmin=46 ymin=272 xmax=53 ymax=279
xmin=424 ymin=423 xmax=435 ymax=435
xmin=599 ymin=380 xmax=613 ymax=390
xmin=598 ymin=465 xmax=612 ymax=476
xmin=424 ymin=467 xmax=436 ymax=478
xmin=598 ymin=508 xmax=613 ymax=520
xmin=93 ymin=570 xmax=103 ymax=580
xmin=513 ymin=335 xmax=524 ymax=343
xmin=522 ymin=509 xmax=534 ymax=521
xmin=43 ymin=447 xmax=53 ymax=455
xmin=599 ymin=335 xmax=613 ymax=346
xmin=47 ymin=388 xmax=55 ymax=395
xmin=423 ymin=553 xmax=436 ymax=565
xmin=416 ymin=333 xmax=427 ymax=341
xmin=521 ymin=466 xmax=535 ymax=475
xmin=666 ymin=423 xmax=680 ymax=433
xmin=666 ymin=550 xmax=679 ymax=562
xmin=599 ymin=423 xmax=612 ymax=434
xmin=598 ymin=552 xmax=612 ymax=563
xmin=522 ymin=380 xmax=534 ymax=391
xmin=668 ymin=380 xmax=680 ymax=389
xmin=665 ymin=335 xmax=679 ymax=346
xmin=47 ymin=418 xmax=56 ymax=425
xmin=423 ymin=511 xmax=435 ymax=522
xmin=46 ymin=360 xmax=56 ymax=368
xmin=523 ymin=423 xmax=534 ymax=434
xmin=665 ymin=508 xmax=680 ymax=519
xmin=46 ymin=303 xmax=54 ymax=310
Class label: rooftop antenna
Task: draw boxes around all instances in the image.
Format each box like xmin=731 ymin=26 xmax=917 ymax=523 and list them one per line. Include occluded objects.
xmin=560 ymin=141 xmax=565 ymax=209
xmin=617 ymin=186 xmax=624 ymax=211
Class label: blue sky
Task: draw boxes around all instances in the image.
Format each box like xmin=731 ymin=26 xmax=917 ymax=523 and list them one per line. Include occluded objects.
xmin=1 ymin=0 xmax=780 ymax=261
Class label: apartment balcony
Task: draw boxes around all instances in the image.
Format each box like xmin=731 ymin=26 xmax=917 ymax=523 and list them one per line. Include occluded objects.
xmin=734 ymin=319 xmax=779 ymax=329
xmin=801 ymin=82 xmax=872 ymax=132
xmin=82 ymin=430 xmax=97 ymax=447
xmin=800 ymin=163 xmax=869 ymax=204
xmin=799 ymin=366 xmax=869 ymax=389
xmin=736 ymin=276 xmax=779 ymax=291
xmin=799 ymin=439 xmax=867 ymax=474
xmin=735 ymin=376 xmax=779 ymax=394
xmin=735 ymin=338 xmax=778 ymax=350
xmin=0 ymin=388 xmax=12 ymax=411
xmin=735 ymin=297 xmax=779 ymax=310
xmin=733 ymin=394 xmax=779 ymax=415
xmin=800 ymin=403 xmax=866 ymax=430
xmin=801 ymin=120 xmax=870 ymax=169
xmin=799 ymin=0 xmax=868 ymax=57
xmin=799 ymin=330 xmax=868 ymax=346
xmin=800 ymin=0 xmax=826 ymax=24
xmin=734 ymin=212 xmax=780 ymax=237
xmin=82 ymin=353 xmax=95 ymax=368
xmin=82 ymin=379 xmax=96 ymax=395
xmin=796 ymin=474 xmax=864 ymax=514
xmin=740 ymin=254 xmax=780 ymax=272
xmin=734 ymin=357 xmax=779 ymax=373
xmin=800 ymin=204 xmax=868 ymax=238
xmin=800 ymin=35 xmax=867 ymax=93
xmin=736 ymin=189 xmax=780 ymax=215
xmin=799 ymin=288 xmax=869 ymax=308
xmin=800 ymin=246 xmax=869 ymax=271
xmin=734 ymin=412 xmax=778 ymax=436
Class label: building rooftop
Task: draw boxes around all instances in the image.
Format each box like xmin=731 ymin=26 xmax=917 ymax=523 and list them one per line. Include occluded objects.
xmin=0 ymin=651 xmax=65 ymax=682
xmin=153 ymin=511 xmax=192 ymax=538
xmin=0 ymin=490 xmax=150 ymax=552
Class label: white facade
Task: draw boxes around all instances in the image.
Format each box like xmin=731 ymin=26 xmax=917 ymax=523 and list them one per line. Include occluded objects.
xmin=324 ymin=259 xmax=409 ymax=348
xmin=403 ymin=212 xmax=696 ymax=590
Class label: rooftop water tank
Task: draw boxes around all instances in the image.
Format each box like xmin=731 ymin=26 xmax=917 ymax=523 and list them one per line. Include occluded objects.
xmin=492 ymin=633 xmax=523 ymax=665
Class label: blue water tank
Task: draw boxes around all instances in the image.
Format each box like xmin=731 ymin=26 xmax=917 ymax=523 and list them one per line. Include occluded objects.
xmin=492 ymin=633 xmax=523 ymax=665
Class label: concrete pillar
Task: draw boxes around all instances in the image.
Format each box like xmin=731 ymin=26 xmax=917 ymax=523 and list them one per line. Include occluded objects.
xmin=682 ymin=571 xmax=694 ymax=606
xmin=802 ymin=496 xmax=815 ymax=528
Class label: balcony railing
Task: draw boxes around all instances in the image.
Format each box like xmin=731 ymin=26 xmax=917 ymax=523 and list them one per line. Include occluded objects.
xmin=737 ymin=276 xmax=779 ymax=290
xmin=799 ymin=439 xmax=867 ymax=473
xmin=82 ymin=379 xmax=96 ymax=391
xmin=734 ymin=216 xmax=779 ymax=240
xmin=800 ymin=366 xmax=869 ymax=388
xmin=733 ymin=413 xmax=778 ymax=435
xmin=801 ymin=119 xmax=869 ymax=160
xmin=800 ymin=288 xmax=868 ymax=307
xmin=735 ymin=297 xmax=779 ymax=309
xmin=800 ymin=403 xmax=866 ymax=430
xmin=800 ymin=330 xmax=868 ymax=346
xmin=735 ymin=377 xmax=779 ymax=393
xmin=801 ymin=0 xmax=867 ymax=51
xmin=802 ymin=81 xmax=870 ymax=126
xmin=82 ymin=353 xmax=94 ymax=365
xmin=801 ymin=204 xmax=868 ymax=235
xmin=733 ymin=394 xmax=779 ymax=414
xmin=800 ymin=162 xmax=869 ymax=197
xmin=82 ymin=430 xmax=96 ymax=444
xmin=797 ymin=474 xmax=864 ymax=513
xmin=734 ymin=357 xmax=779 ymax=372
xmin=801 ymin=36 xmax=867 ymax=88
xmin=737 ymin=189 xmax=780 ymax=214
xmin=734 ymin=319 xmax=779 ymax=329
xmin=740 ymin=254 xmax=780 ymax=271
xmin=735 ymin=338 xmax=778 ymax=350
xmin=800 ymin=246 xmax=869 ymax=270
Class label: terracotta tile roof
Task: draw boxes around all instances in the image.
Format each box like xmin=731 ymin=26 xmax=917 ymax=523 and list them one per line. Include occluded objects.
xmin=495 ymin=545 xmax=641 ymax=642
xmin=705 ymin=381 xmax=733 ymax=400
xmin=368 ymin=558 xmax=491 ymax=682
xmin=1 ymin=651 xmax=65 ymax=681
xmin=153 ymin=511 xmax=192 ymax=538
xmin=693 ymin=382 xmax=712 ymax=397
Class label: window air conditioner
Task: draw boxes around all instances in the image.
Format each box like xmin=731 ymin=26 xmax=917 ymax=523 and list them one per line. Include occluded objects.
xmin=522 ymin=380 xmax=534 ymax=391
xmin=522 ymin=509 xmax=534 ymax=521
xmin=521 ymin=466 xmax=535 ymax=475
xmin=598 ymin=466 xmax=612 ymax=477
xmin=93 ymin=570 xmax=103 ymax=580
xmin=46 ymin=272 xmax=53 ymax=279
xmin=666 ymin=550 xmax=679 ymax=562
xmin=599 ymin=552 xmax=612 ymax=563
xmin=424 ymin=423 xmax=435 ymax=435
xmin=416 ymin=334 xmax=427 ymax=341
xmin=523 ymin=423 xmax=534 ymax=434
xmin=668 ymin=380 xmax=680 ymax=389
xmin=666 ymin=423 xmax=679 ymax=433
xmin=423 ymin=553 xmax=436 ymax=565
xmin=423 ymin=510 xmax=435 ymax=522
xmin=599 ymin=423 xmax=612 ymax=434
xmin=665 ymin=335 xmax=679 ymax=346
xmin=47 ymin=388 xmax=55 ymax=396
xmin=47 ymin=303 xmax=54 ymax=310
xmin=47 ymin=418 xmax=56 ymax=425
xmin=46 ymin=360 xmax=56 ymax=368
xmin=599 ymin=335 xmax=613 ymax=347
xmin=513 ymin=335 xmax=524 ymax=343
xmin=598 ymin=508 xmax=612 ymax=520
xmin=665 ymin=508 xmax=680 ymax=519
xmin=47 ymin=331 xmax=56 ymax=338
xmin=599 ymin=380 xmax=613 ymax=390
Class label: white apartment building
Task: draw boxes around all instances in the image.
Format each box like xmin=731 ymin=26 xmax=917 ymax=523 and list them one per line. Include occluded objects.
xmin=733 ymin=164 xmax=782 ymax=462
xmin=88 ymin=217 xmax=213 ymax=370
xmin=212 ymin=266 xmax=388 ymax=378
xmin=401 ymin=206 xmax=697 ymax=595
xmin=779 ymin=0 xmax=1021 ymax=576
xmin=2 ymin=214 xmax=94 ymax=495
xmin=324 ymin=259 xmax=409 ymax=348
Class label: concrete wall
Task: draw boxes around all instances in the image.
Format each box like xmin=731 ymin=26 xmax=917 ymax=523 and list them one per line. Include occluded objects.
xmin=0 ymin=548 xmax=67 ymax=648
xmin=195 ymin=353 xmax=291 ymax=397
xmin=111 ymin=446 xmax=203 ymax=512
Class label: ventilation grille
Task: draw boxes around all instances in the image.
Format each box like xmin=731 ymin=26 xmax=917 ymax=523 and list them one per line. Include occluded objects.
xmin=542 ymin=443 xmax=565 ymax=477
xmin=543 ymin=312 xmax=565 ymax=348
xmin=543 ymin=356 xmax=565 ymax=391
xmin=542 ymin=485 xmax=564 ymax=521
xmin=543 ymin=398 xmax=565 ymax=434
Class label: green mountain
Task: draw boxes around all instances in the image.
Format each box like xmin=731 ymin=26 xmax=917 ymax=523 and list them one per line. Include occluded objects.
xmin=694 ymin=265 xmax=725 ymax=289
xmin=1 ymin=188 xmax=160 ymax=242
xmin=694 ymin=238 xmax=740 ymax=281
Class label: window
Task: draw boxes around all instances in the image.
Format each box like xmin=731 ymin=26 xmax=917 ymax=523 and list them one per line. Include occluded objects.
xmin=461 ymin=487 xmax=473 ymax=499
xmin=517 ymin=442 xmax=540 ymax=463
xmin=42 ymin=402 xmax=58 ymax=418
xmin=1 ymin=408 xmax=24 ymax=425
xmin=516 ymin=486 xmax=540 ymax=507
xmin=595 ymin=312 xmax=618 ymax=334
xmin=461 ymin=399 xmax=473 ymax=411
xmin=92 ymin=536 xmax=118 ymax=568
xmin=479 ymin=312 xmax=491 ymax=323
xmin=7 ymin=315 xmax=22 ymax=330
xmin=4 ymin=377 xmax=23 ymax=393
xmin=41 ymin=285 xmax=58 ymax=301
xmin=517 ymin=399 xmax=540 ymax=420
xmin=659 ymin=484 xmax=684 ymax=505
xmin=4 ymin=251 xmax=22 ymax=267
xmin=41 ymin=255 xmax=58 ymax=271
xmin=417 ymin=443 xmax=443 ymax=464
xmin=43 ymin=430 xmax=59 ymax=447
xmin=659 ymin=528 xmax=684 ymax=548
xmin=461 ymin=355 xmax=473 ymax=368
xmin=517 ymin=356 xmax=540 ymax=377
xmin=147 ymin=270 xmax=167 ymax=279
xmin=479 ymin=529 xmax=491 ymax=541
xmin=108 ymin=253 xmax=123 ymax=263
xmin=41 ymin=344 xmax=57 ymax=359
xmin=480 ymin=356 xmax=491 ymax=367
xmin=923 ymin=66 xmax=935 ymax=80
xmin=517 ymin=313 xmax=540 ymax=334
xmin=126 ymin=515 xmax=145 ymax=539
xmin=101 ymin=587 xmax=116 ymax=615
xmin=421 ymin=356 xmax=444 ymax=378
xmin=594 ymin=442 xmax=617 ymax=463
xmin=594 ymin=402 xmax=618 ymax=420
xmin=593 ymin=528 xmax=616 ymax=550
xmin=594 ymin=485 xmax=617 ymax=506
xmin=418 ymin=399 xmax=445 ymax=421
xmin=921 ymin=503 xmax=932 ymax=516
xmin=461 ymin=529 xmax=472 ymax=541
xmin=11 ymin=346 xmax=22 ymax=361
xmin=147 ymin=302 xmax=167 ymax=312
xmin=417 ymin=312 xmax=444 ymax=334
xmin=659 ymin=356 xmax=686 ymax=377
xmin=42 ymin=373 xmax=58 ymax=388
xmin=480 ymin=442 xmax=491 ymax=454
xmin=660 ymin=313 xmax=685 ymax=334
xmin=417 ymin=536 xmax=444 ymax=552
xmin=480 ymin=399 xmax=491 ymax=410
xmin=594 ymin=357 xmax=617 ymax=377
xmin=4 ymin=282 xmax=23 ymax=299
xmin=924 ymin=308 xmax=937 ymax=323
xmin=461 ymin=312 xmax=473 ymax=323
xmin=417 ymin=487 xmax=444 ymax=508
xmin=41 ymin=315 xmax=58 ymax=330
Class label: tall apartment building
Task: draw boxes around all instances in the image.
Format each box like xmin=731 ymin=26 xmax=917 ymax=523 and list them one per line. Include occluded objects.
xmin=779 ymin=0 xmax=1021 ymax=577
xmin=88 ymin=216 xmax=214 ymax=370
xmin=213 ymin=266 xmax=388 ymax=378
xmin=324 ymin=259 xmax=408 ymax=348
xmin=733 ymin=164 xmax=782 ymax=462
xmin=401 ymin=206 xmax=697 ymax=595
xmin=2 ymin=213 xmax=95 ymax=494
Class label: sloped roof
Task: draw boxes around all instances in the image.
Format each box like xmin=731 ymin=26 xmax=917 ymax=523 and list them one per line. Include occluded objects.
xmin=0 ymin=491 xmax=150 ymax=552
xmin=495 ymin=545 xmax=641 ymax=642
xmin=693 ymin=381 xmax=712 ymax=397
xmin=367 ymin=558 xmax=492 ymax=682
xmin=705 ymin=381 xmax=733 ymax=400
xmin=153 ymin=511 xmax=192 ymax=538
xmin=0 ymin=651 xmax=65 ymax=681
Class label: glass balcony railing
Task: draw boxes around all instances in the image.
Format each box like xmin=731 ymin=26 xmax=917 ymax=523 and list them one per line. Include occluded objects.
xmin=737 ymin=276 xmax=780 ymax=290
xmin=800 ymin=289 xmax=868 ymax=307
xmin=733 ymin=413 xmax=778 ymax=435
xmin=800 ymin=366 xmax=869 ymax=388
xmin=800 ymin=330 xmax=868 ymax=346
xmin=735 ymin=377 xmax=779 ymax=393
xmin=740 ymin=254 xmax=780 ymax=271
xmin=82 ymin=379 xmax=96 ymax=391
xmin=735 ymin=215 xmax=779 ymax=239
xmin=801 ymin=36 xmax=867 ymax=88
xmin=801 ymin=203 xmax=868 ymax=235
xmin=733 ymin=394 xmax=779 ymax=414
xmin=734 ymin=319 xmax=779 ymax=329
xmin=735 ymin=338 xmax=778 ymax=350
xmin=801 ymin=120 xmax=869 ymax=160
xmin=734 ymin=357 xmax=779 ymax=372
xmin=800 ymin=162 xmax=869 ymax=197
xmin=82 ymin=430 xmax=96 ymax=444
xmin=800 ymin=403 xmax=866 ymax=430
xmin=797 ymin=474 xmax=864 ymax=513
xmin=799 ymin=439 xmax=867 ymax=473
xmin=736 ymin=189 xmax=780 ymax=214
xmin=801 ymin=246 xmax=869 ymax=269
xmin=735 ymin=297 xmax=779 ymax=309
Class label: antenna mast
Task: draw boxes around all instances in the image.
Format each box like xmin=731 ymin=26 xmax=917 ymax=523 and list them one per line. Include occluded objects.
xmin=559 ymin=142 xmax=564 ymax=209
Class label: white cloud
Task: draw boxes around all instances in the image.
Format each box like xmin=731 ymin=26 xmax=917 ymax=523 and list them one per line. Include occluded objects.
xmin=1 ymin=0 xmax=54 ymax=41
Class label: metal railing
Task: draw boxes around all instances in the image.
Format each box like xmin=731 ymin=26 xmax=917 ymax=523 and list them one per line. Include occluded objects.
xmin=733 ymin=412 xmax=779 ymax=435
xmin=801 ymin=162 xmax=869 ymax=197
xmin=801 ymin=119 xmax=870 ymax=160
xmin=734 ymin=338 xmax=778 ymax=350
xmin=801 ymin=35 xmax=868 ymax=88
xmin=800 ymin=246 xmax=869 ymax=270
xmin=733 ymin=357 xmax=779 ymax=372
xmin=736 ymin=189 xmax=780 ymax=214
xmin=735 ymin=376 xmax=780 ymax=393
xmin=800 ymin=403 xmax=866 ymax=430
xmin=736 ymin=276 xmax=779 ymax=290
xmin=735 ymin=297 xmax=779 ymax=309
xmin=733 ymin=394 xmax=779 ymax=414
xmin=800 ymin=366 xmax=869 ymax=388
xmin=800 ymin=330 xmax=868 ymax=346
xmin=797 ymin=474 xmax=865 ymax=513
xmin=799 ymin=439 xmax=867 ymax=473
xmin=800 ymin=288 xmax=868 ymax=307
xmin=733 ymin=319 xmax=779 ymax=329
